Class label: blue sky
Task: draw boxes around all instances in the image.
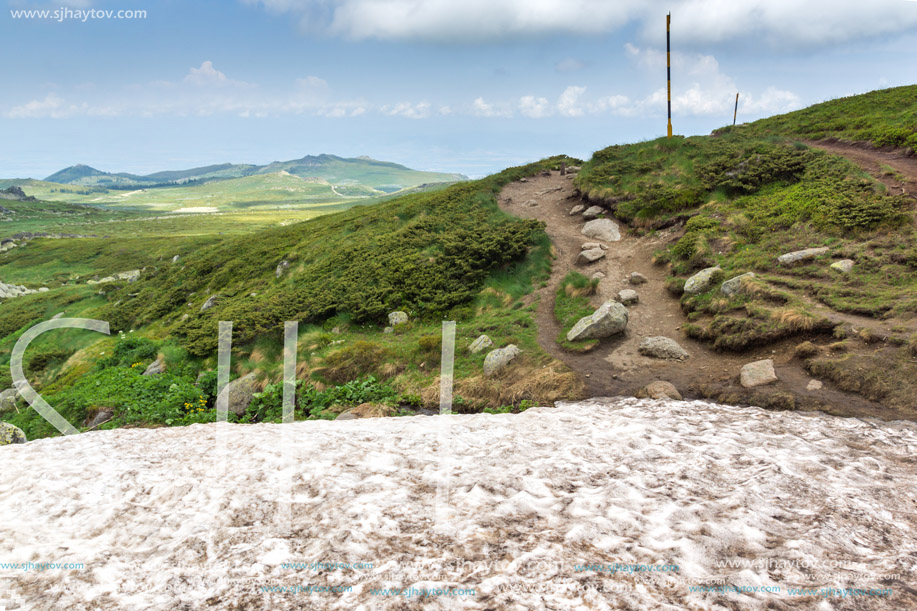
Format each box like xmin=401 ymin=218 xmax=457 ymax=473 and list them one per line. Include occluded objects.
xmin=2 ymin=0 xmax=916 ymax=179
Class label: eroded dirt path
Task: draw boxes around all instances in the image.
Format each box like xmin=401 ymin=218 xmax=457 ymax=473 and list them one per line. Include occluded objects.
xmin=805 ymin=139 xmax=917 ymax=202
xmin=498 ymin=171 xmax=892 ymax=417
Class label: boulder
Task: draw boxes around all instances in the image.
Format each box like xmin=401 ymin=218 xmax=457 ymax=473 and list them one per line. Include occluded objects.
xmin=616 ymin=289 xmax=639 ymax=305
xmin=720 ymin=272 xmax=755 ymax=296
xmin=628 ymin=272 xmax=648 ymax=285
xmin=388 ymin=311 xmax=409 ymax=327
xmin=740 ymin=359 xmax=778 ymax=388
xmin=219 ymin=372 xmax=260 ymax=417
xmin=566 ymin=165 xmax=581 ymax=174
xmin=483 ymin=345 xmax=521 ymax=377
xmin=777 ymin=247 xmax=829 ymax=266
xmin=576 ymin=248 xmax=606 ymax=265
xmin=684 ymin=266 xmax=722 ymax=295
xmin=468 ymin=334 xmax=493 ymax=354
xmin=569 ymin=205 xmax=586 ymax=216
xmin=581 ymin=218 xmax=621 ymax=242
xmin=582 ymin=206 xmax=605 ymax=220
xmin=636 ymin=381 xmax=683 ymax=401
xmin=275 ymin=259 xmax=290 ymax=278
xmin=638 ymin=337 xmax=689 ymax=361
xmin=143 ymin=357 xmax=166 ymax=376
xmin=830 ymin=259 xmax=854 ymax=274
xmin=566 ymin=301 xmax=628 ymax=342
xmin=0 ymin=422 xmax=26 ymax=445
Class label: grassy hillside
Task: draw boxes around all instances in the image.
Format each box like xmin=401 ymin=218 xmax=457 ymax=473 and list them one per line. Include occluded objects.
xmin=734 ymin=84 xmax=917 ymax=152
xmin=0 ymin=156 xmax=582 ymax=441
xmin=575 ymin=86 xmax=917 ymax=410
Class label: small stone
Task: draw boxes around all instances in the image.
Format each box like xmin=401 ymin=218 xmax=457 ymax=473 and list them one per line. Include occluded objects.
xmin=523 ymin=199 xmax=538 ymax=207
xmin=740 ymin=359 xmax=778 ymax=388
xmin=468 ymin=334 xmax=493 ymax=354
xmin=830 ymin=259 xmax=854 ymax=273
xmin=569 ymin=204 xmax=586 ymax=216
xmin=172 ymin=255 xmax=180 ymax=264
xmin=777 ymin=247 xmax=829 ymax=265
xmin=200 ymin=296 xmax=219 ymax=312
xmin=806 ymin=379 xmax=823 ymax=391
xmin=684 ymin=266 xmax=722 ymax=295
xmin=720 ymin=272 xmax=755 ymax=296
xmin=582 ymin=206 xmax=604 ymax=220
xmin=483 ymin=345 xmax=521 ymax=377
xmin=383 ymin=327 xmax=393 ymax=334
xmin=388 ymin=311 xmax=409 ymax=326
xmin=87 ymin=409 xmax=113 ymax=428
xmin=142 ymin=357 xmax=166 ymax=376
xmin=638 ymin=337 xmax=690 ymax=361
xmin=576 ymin=248 xmax=606 ymax=265
xmin=0 ymin=422 xmax=26 ymax=445
xmin=629 ymin=272 xmax=648 ymax=285
xmin=616 ymin=289 xmax=639 ymax=305
xmin=519 ymin=177 xmax=528 ymax=183
xmin=581 ymin=218 xmax=621 ymax=242
xmin=637 ymin=381 xmax=683 ymax=401
xmin=591 ymin=272 xmax=606 ymax=281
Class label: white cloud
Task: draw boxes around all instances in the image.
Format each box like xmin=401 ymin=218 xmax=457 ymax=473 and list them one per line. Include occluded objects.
xmin=557 ymin=86 xmax=586 ymax=117
xmin=295 ymin=75 xmax=329 ymax=91
xmin=471 ymin=97 xmax=513 ymax=118
xmin=555 ymin=58 xmax=587 ymax=73
xmin=7 ymin=94 xmax=68 ymax=118
xmin=381 ymin=101 xmax=432 ymax=119
xmin=184 ymin=61 xmax=236 ymax=87
xmin=241 ymin=0 xmax=917 ymax=46
xmin=518 ymin=96 xmax=552 ymax=118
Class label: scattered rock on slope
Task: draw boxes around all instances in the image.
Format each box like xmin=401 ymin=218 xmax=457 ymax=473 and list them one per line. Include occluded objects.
xmin=0 ymin=422 xmax=26 ymax=445
xmin=830 ymin=259 xmax=855 ymax=273
xmin=219 ymin=372 xmax=260 ymax=416
xmin=143 ymin=357 xmax=166 ymax=376
xmin=628 ymin=272 xmax=648 ymax=285
xmin=569 ymin=204 xmax=585 ymax=216
xmin=575 ymin=248 xmax=606 ymax=265
xmin=638 ymin=337 xmax=689 ymax=361
xmin=720 ymin=272 xmax=755 ymax=296
xmin=777 ymin=247 xmax=829 ymax=265
xmin=740 ymin=359 xmax=778 ymax=388
xmin=581 ymin=218 xmax=621 ymax=242
xmin=616 ymin=289 xmax=639 ymax=305
xmin=388 ymin=311 xmax=409 ymax=327
xmin=636 ymin=381 xmax=683 ymax=401
xmin=566 ymin=301 xmax=628 ymax=342
xmin=483 ymin=345 xmax=521 ymax=376
xmin=582 ymin=206 xmax=604 ymax=220
xmin=684 ymin=266 xmax=722 ymax=295
xmin=468 ymin=334 xmax=493 ymax=354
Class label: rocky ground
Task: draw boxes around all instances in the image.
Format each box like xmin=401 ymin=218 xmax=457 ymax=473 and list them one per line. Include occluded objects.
xmin=499 ymin=168 xmax=909 ymax=419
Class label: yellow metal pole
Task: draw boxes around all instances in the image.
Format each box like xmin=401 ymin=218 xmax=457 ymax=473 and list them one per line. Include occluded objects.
xmin=666 ymin=13 xmax=672 ymax=138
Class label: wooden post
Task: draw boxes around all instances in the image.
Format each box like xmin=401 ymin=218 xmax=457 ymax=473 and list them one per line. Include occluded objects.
xmin=666 ymin=13 xmax=672 ymax=138
xmin=560 ymin=161 xmax=566 ymax=176
xmin=733 ymin=93 xmax=739 ymax=126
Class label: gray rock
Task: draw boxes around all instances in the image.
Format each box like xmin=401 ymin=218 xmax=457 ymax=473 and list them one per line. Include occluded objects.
xmin=637 ymin=381 xmax=683 ymax=401
xmin=830 ymin=259 xmax=854 ymax=273
xmin=200 ymin=296 xmax=219 ymax=312
xmin=591 ymin=272 xmax=606 ymax=281
xmin=581 ymin=218 xmax=621 ymax=242
xmin=740 ymin=359 xmax=778 ymax=388
xmin=576 ymin=248 xmax=606 ymax=265
xmin=616 ymin=289 xmax=639 ymax=305
xmin=0 ymin=389 xmax=18 ymax=413
xmin=38 ymin=287 xmax=49 ymax=292
xmin=483 ymin=344 xmax=521 ymax=377
xmin=388 ymin=311 xmax=409 ymax=327
xmin=275 ymin=259 xmax=290 ymax=278
xmin=87 ymin=409 xmax=113 ymax=429
xmin=569 ymin=205 xmax=586 ymax=216
xmin=523 ymin=199 xmax=538 ymax=207
xmin=172 ymin=255 xmax=180 ymax=264
xmin=777 ymin=247 xmax=829 ymax=265
xmin=684 ymin=266 xmax=722 ymax=295
xmin=335 ymin=411 xmax=359 ymax=421
xmin=629 ymin=272 xmax=648 ymax=285
xmin=581 ymin=242 xmax=608 ymax=251
xmin=566 ymin=301 xmax=628 ymax=342
xmin=218 ymin=372 xmax=260 ymax=417
xmin=638 ymin=337 xmax=689 ymax=361
xmin=720 ymin=272 xmax=756 ymax=296
xmin=0 ymin=422 xmax=26 ymax=445
xmin=468 ymin=334 xmax=493 ymax=354
xmin=331 ymin=326 xmax=342 ymax=334
xmin=383 ymin=326 xmax=394 ymax=334
xmin=566 ymin=165 xmax=581 ymax=173
xmin=806 ymin=379 xmax=823 ymax=391
xmin=142 ymin=357 xmax=166 ymax=376
xmin=582 ymin=206 xmax=605 ymax=220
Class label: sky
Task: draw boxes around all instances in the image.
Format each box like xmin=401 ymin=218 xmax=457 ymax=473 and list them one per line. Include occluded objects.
xmin=1 ymin=0 xmax=916 ymax=179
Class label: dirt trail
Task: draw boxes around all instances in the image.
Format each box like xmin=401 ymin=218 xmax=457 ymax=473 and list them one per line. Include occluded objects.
xmin=805 ymin=139 xmax=917 ymax=202
xmin=498 ymin=171 xmax=893 ymax=417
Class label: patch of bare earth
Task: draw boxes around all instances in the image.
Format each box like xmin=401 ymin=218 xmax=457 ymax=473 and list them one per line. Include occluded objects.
xmin=499 ymin=171 xmax=898 ymax=418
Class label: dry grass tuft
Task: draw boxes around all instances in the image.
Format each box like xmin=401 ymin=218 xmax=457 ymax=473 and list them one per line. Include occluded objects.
xmin=771 ymin=308 xmax=816 ymax=332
